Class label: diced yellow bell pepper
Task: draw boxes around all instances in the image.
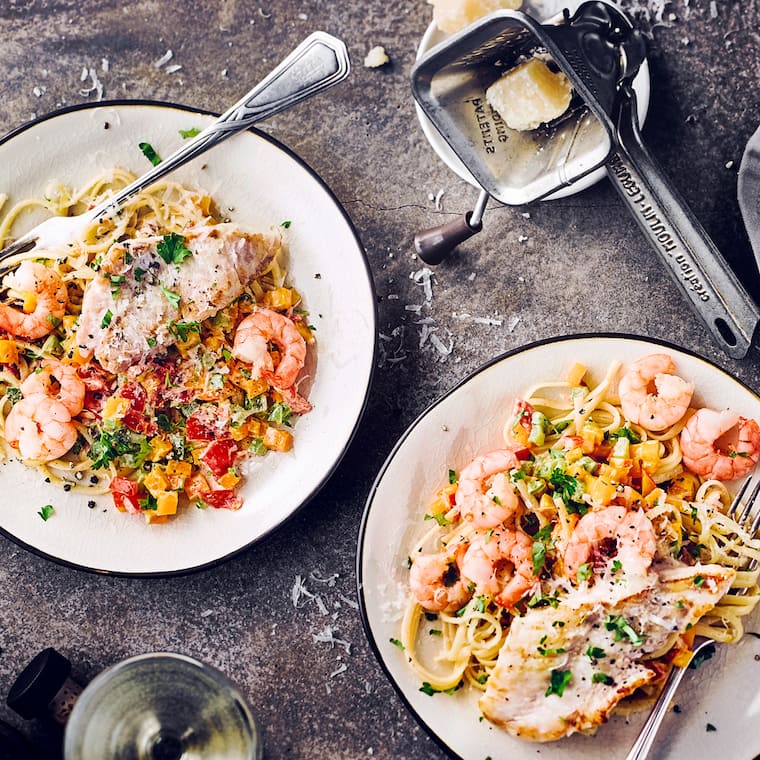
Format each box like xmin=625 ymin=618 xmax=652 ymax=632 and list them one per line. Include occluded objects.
xmin=184 ymin=471 xmax=209 ymax=501
xmin=262 ymin=287 xmax=295 ymax=310
xmin=295 ymin=321 xmax=315 ymax=345
xmin=632 ymin=440 xmax=660 ymax=469
xmin=640 ymin=468 xmax=657 ymax=497
xmin=144 ymin=468 xmax=169 ymax=497
xmin=144 ymin=512 xmax=169 ymax=525
xmin=581 ymin=421 xmax=604 ymax=449
xmin=0 ymin=339 xmax=18 ymax=365
xmin=103 ymin=396 xmax=130 ymax=421
xmin=218 ymin=470 xmax=241 ymax=489
xmin=668 ymin=474 xmax=698 ymax=501
xmin=21 ymin=291 xmax=37 ymax=314
xmin=565 ymin=446 xmax=583 ymax=464
xmin=539 ymin=493 xmax=555 ymax=513
xmin=155 ymin=490 xmax=178 ymax=516
xmin=148 ymin=436 xmax=173 ymax=462
xmin=587 ymin=476 xmax=617 ymax=506
xmin=263 ymin=426 xmax=293 ymax=452
xmin=165 ymin=460 xmax=192 ymax=490
xmin=644 ymin=487 xmax=665 ymax=508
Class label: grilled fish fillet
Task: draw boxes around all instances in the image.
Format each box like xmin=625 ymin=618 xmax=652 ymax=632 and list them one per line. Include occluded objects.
xmin=77 ymin=224 xmax=280 ymax=373
xmin=479 ymin=562 xmax=735 ymax=741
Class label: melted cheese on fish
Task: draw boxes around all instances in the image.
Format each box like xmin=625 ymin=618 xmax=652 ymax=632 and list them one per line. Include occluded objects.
xmin=77 ymin=224 xmax=280 ymax=373
xmin=479 ymin=562 xmax=735 ymax=741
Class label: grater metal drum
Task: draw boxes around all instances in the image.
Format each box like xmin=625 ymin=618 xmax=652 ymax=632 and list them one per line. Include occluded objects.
xmin=411 ymin=1 xmax=760 ymax=359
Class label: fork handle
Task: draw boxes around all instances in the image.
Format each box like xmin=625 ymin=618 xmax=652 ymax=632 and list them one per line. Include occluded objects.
xmin=87 ymin=31 xmax=350 ymax=221
xmin=625 ymin=636 xmax=714 ymax=760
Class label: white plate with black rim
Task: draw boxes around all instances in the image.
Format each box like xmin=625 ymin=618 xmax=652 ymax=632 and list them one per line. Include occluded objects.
xmin=0 ymin=101 xmax=376 ymax=575
xmin=357 ymin=334 xmax=760 ymax=760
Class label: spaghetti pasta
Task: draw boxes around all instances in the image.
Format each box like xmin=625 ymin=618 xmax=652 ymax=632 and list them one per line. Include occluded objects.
xmin=0 ymin=167 xmax=314 ymax=522
xmin=402 ymin=354 xmax=760 ymax=739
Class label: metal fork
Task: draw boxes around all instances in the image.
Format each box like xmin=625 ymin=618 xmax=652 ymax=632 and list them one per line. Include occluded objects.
xmin=625 ymin=476 xmax=760 ymax=760
xmin=0 ymin=30 xmax=350 ymax=274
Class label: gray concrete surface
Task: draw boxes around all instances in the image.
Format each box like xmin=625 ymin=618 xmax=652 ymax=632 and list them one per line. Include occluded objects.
xmin=1 ymin=1 xmax=759 ymax=758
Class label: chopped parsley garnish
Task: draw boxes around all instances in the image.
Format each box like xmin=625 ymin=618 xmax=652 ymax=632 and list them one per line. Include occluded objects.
xmin=586 ymin=646 xmax=606 ymax=660
xmin=89 ymin=425 xmax=151 ymax=470
xmin=46 ymin=314 xmax=62 ymax=327
xmin=159 ymin=284 xmax=180 ymax=308
xmin=592 ymin=672 xmax=615 ymax=685
xmin=38 ymin=504 xmax=54 ymax=521
xmin=577 ymin=562 xmax=592 ymax=583
xmin=545 ymin=669 xmax=572 ymax=698
xmin=424 ymin=512 xmax=450 ymax=527
xmin=169 ymin=322 xmax=201 ymax=343
xmin=531 ymin=523 xmax=553 ymax=575
xmin=134 ymin=266 xmax=147 ymax=282
xmin=100 ymin=309 xmax=113 ymax=328
xmin=5 ymin=387 xmax=22 ymax=404
xmin=475 ymin=673 xmax=489 ymax=684
xmin=693 ymin=575 xmax=705 ymax=586
xmin=611 ymin=559 xmax=623 ymax=575
xmin=448 ymin=468 xmax=457 ymax=484
xmin=268 ymin=402 xmax=292 ymax=426
xmin=138 ymin=141 xmax=161 ymax=166
xmin=146 ymin=336 xmax=157 ymax=348
xmin=420 ymin=681 xmax=462 ymax=696
xmin=429 ymin=629 xmax=442 ymax=636
xmin=537 ymin=646 xmax=566 ymax=656
xmin=689 ymin=644 xmax=715 ymax=670
xmin=605 ymin=614 xmax=644 ymax=646
xmin=280 ymin=220 xmax=292 ymax=228
xmin=389 ymin=638 xmax=404 ymax=650
xmin=139 ymin=493 xmax=158 ymax=511
xmin=179 ymin=127 xmax=201 ymax=138
xmin=108 ymin=274 xmax=126 ymax=295
xmin=157 ymin=233 xmax=193 ymax=265
xmin=609 ymin=425 xmax=642 ymax=443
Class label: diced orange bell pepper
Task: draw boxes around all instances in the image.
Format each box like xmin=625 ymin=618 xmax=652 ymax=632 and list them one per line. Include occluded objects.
xmin=263 ymin=426 xmax=293 ymax=452
xmin=0 ymin=339 xmax=18 ymax=365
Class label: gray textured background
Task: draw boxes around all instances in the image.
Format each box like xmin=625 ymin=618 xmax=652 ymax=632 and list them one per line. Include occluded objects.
xmin=1 ymin=1 xmax=759 ymax=758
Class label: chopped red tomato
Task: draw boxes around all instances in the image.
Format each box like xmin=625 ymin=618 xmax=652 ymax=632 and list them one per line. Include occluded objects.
xmin=118 ymin=382 xmax=158 ymax=435
xmin=199 ymin=489 xmax=243 ymax=510
xmin=186 ymin=413 xmax=215 ymax=441
xmin=201 ymin=439 xmax=238 ymax=477
xmin=110 ymin=476 xmax=141 ymax=514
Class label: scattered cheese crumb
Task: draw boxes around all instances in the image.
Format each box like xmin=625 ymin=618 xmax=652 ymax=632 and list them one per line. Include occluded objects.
xmin=364 ymin=45 xmax=390 ymax=69
xmin=164 ymin=64 xmax=183 ymax=74
xmin=154 ymin=49 xmax=173 ymax=68
xmin=725 ymin=160 xmax=734 ymax=169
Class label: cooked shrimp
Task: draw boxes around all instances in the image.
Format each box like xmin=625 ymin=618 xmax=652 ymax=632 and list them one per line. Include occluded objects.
xmin=455 ymin=449 xmax=520 ymax=529
xmin=562 ymin=505 xmax=656 ymax=580
xmin=232 ymin=308 xmax=306 ymax=391
xmin=409 ymin=546 xmax=472 ymax=613
xmin=618 ymin=353 xmax=693 ymax=431
xmin=460 ymin=527 xmax=537 ymax=608
xmin=4 ymin=393 xmax=78 ymax=462
xmin=680 ymin=408 xmax=760 ymax=481
xmin=21 ymin=359 xmax=85 ymax=415
xmin=0 ymin=261 xmax=67 ymax=340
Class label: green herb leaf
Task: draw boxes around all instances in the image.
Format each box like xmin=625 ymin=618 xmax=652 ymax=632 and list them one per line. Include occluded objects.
xmin=609 ymin=425 xmax=642 ymax=444
xmin=157 ymin=233 xmax=193 ymax=265
xmin=604 ymin=614 xmax=644 ymax=646
xmin=577 ymin=562 xmax=592 ymax=583
xmin=100 ymin=309 xmax=113 ymax=328
xmin=694 ymin=575 xmax=705 ymax=586
xmin=38 ymin=504 xmax=54 ymax=521
xmin=689 ymin=644 xmax=715 ymax=670
xmin=159 ymin=284 xmax=180 ymax=308
xmin=592 ymin=672 xmax=615 ymax=685
xmin=5 ymin=387 xmax=22 ymax=404
xmin=586 ymin=646 xmax=606 ymax=660
xmin=280 ymin=220 xmax=292 ymax=228
xmin=544 ymin=669 xmax=572 ymax=698
xmin=138 ymin=141 xmax=162 ymax=166
xmin=532 ymin=539 xmax=546 ymax=576
xmin=389 ymin=637 xmax=404 ymax=650
xmin=537 ymin=646 xmax=566 ymax=656
xmin=448 ymin=468 xmax=457 ymax=484
xmin=179 ymin=127 xmax=201 ymax=139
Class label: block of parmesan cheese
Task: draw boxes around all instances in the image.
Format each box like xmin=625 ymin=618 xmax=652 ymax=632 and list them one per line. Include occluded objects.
xmin=485 ymin=57 xmax=572 ymax=131
xmin=429 ymin=0 xmax=522 ymax=35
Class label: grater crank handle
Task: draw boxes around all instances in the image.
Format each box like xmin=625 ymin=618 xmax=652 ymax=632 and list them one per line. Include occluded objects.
xmin=607 ymin=86 xmax=760 ymax=359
